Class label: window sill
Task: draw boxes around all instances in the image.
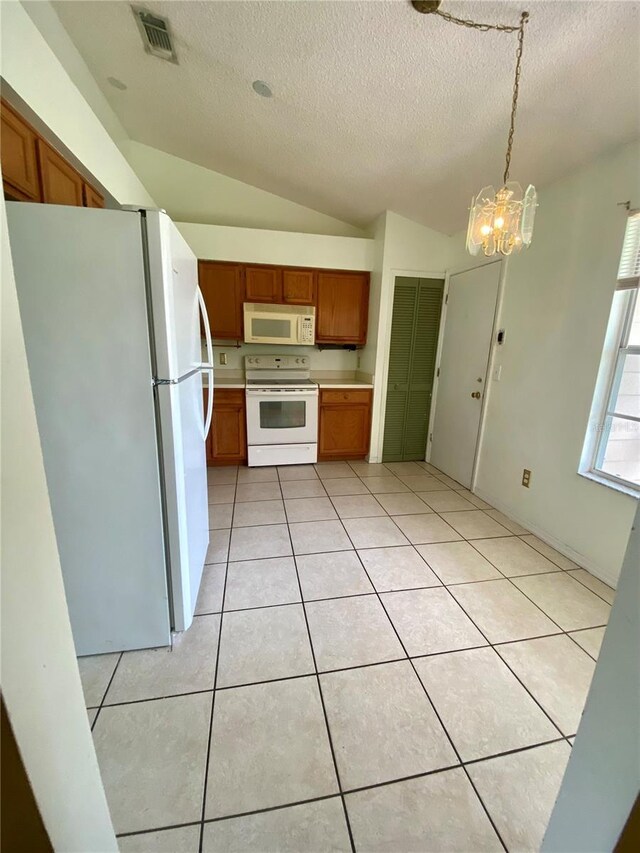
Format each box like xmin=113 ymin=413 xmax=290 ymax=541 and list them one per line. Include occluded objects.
xmin=579 ymin=470 xmax=640 ymax=500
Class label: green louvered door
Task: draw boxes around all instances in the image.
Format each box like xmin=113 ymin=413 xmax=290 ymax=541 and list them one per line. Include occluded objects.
xmin=382 ymin=277 xmax=443 ymax=462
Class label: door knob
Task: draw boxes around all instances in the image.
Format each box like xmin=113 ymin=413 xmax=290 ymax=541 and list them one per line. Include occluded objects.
xmin=471 ymin=391 xmax=481 ymax=399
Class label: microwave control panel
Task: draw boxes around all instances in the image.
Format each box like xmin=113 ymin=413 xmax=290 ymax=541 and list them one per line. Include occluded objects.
xmin=300 ymin=316 xmax=315 ymax=344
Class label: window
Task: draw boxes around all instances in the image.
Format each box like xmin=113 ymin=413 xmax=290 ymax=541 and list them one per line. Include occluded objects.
xmin=587 ymin=213 xmax=640 ymax=492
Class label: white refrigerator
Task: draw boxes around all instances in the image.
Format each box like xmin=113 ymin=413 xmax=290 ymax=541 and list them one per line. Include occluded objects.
xmin=6 ymin=203 xmax=214 ymax=656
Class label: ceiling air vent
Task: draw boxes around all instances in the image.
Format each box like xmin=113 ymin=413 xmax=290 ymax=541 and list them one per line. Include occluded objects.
xmin=132 ymin=6 xmax=178 ymax=64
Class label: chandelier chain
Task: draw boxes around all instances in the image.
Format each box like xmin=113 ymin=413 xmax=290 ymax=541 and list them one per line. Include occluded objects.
xmin=504 ymin=12 xmax=528 ymax=184
xmin=433 ymin=8 xmax=521 ymax=34
xmin=431 ymin=7 xmax=529 ymax=186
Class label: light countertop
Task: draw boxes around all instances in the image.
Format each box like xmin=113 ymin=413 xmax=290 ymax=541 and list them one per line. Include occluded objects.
xmin=316 ymin=379 xmax=374 ymax=389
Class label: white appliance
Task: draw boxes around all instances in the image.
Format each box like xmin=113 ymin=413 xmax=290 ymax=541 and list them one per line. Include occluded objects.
xmin=6 ymin=203 xmax=215 ymax=656
xmin=244 ymin=302 xmax=315 ymax=345
xmin=245 ymin=355 xmax=318 ymax=466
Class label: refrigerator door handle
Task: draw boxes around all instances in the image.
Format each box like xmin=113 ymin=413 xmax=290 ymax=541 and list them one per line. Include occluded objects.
xmin=198 ymin=285 xmax=214 ymax=369
xmin=204 ymin=367 xmax=214 ymax=439
xmin=197 ymin=285 xmax=214 ymax=439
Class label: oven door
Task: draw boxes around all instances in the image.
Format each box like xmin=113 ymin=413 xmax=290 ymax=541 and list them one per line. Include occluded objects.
xmin=246 ymin=389 xmax=318 ymax=445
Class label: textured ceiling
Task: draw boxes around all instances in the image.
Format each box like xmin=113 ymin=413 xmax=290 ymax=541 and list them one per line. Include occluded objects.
xmin=51 ymin=0 xmax=640 ymax=233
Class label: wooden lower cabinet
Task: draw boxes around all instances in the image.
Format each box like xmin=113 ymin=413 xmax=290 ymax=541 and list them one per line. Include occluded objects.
xmin=208 ymin=388 xmax=247 ymax=465
xmin=318 ymin=388 xmax=373 ymax=460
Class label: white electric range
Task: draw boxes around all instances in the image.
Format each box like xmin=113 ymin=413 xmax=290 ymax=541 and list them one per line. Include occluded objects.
xmin=245 ymin=355 xmax=319 ymax=467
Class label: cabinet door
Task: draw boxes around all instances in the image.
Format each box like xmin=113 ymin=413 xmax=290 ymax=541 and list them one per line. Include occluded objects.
xmin=319 ymin=391 xmax=372 ymax=460
xmin=245 ymin=265 xmax=281 ymax=303
xmin=316 ymin=271 xmax=369 ymax=344
xmin=37 ymin=139 xmax=84 ymax=206
xmin=282 ymin=268 xmax=315 ymax=305
xmin=83 ymin=183 xmax=105 ymax=208
xmin=198 ymin=262 xmax=244 ymax=340
xmin=211 ymin=390 xmax=247 ymax=464
xmin=319 ymin=404 xmax=371 ymax=459
xmin=1 ymin=101 xmax=41 ymax=201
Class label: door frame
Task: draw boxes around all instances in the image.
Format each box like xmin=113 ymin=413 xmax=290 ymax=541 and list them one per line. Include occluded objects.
xmin=373 ymin=267 xmax=446 ymax=463
xmin=427 ymin=257 xmax=508 ymax=491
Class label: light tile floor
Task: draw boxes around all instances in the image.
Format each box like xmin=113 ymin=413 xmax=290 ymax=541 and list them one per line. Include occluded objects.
xmin=78 ymin=460 xmax=614 ymax=852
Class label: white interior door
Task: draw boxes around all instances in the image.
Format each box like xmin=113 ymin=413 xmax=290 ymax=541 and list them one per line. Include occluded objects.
xmin=430 ymin=262 xmax=501 ymax=488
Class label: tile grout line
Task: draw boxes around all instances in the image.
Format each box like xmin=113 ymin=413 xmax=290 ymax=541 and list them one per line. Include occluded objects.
xmin=102 ymin=461 xmax=608 ymax=840
xmin=324 ymin=494 xmax=510 ymax=853
xmin=394 ymin=491 xmax=580 ymax=747
xmin=90 ymin=650 xmax=123 ymax=732
xmin=462 ymin=535 xmax=608 ymax=667
xmin=279 ymin=466 xmax=358 ymax=853
xmin=283 ymin=469 xmax=361 ymax=848
xmin=198 ymin=467 xmax=237 ymax=853
xmin=278 ymin=472 xmax=356 ymax=853
xmin=95 ymin=619 xmax=610 ymax=711
xmin=116 ymin=733 xmax=574 ymax=841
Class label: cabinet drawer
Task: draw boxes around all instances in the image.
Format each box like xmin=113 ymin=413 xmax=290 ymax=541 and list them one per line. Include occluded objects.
xmin=213 ymin=388 xmax=245 ymax=406
xmin=321 ymin=389 xmax=372 ymax=405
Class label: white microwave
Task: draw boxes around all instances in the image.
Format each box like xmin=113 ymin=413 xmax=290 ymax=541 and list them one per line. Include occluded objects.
xmin=244 ymin=303 xmax=315 ymax=346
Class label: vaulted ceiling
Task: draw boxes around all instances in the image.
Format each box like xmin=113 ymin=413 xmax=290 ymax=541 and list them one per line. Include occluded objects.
xmin=51 ymin=0 xmax=640 ymax=233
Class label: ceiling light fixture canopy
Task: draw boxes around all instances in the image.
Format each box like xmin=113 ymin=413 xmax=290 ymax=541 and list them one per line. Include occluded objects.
xmin=412 ymin=1 xmax=537 ymax=257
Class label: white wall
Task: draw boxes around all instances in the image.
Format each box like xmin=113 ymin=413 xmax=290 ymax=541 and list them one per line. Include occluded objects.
xmin=177 ymin=221 xmax=375 ymax=270
xmin=453 ymin=141 xmax=639 ymax=585
xmin=1 ymin=0 xmax=155 ymax=207
xmin=542 ymin=505 xmax=639 ymax=852
xmin=368 ymin=211 xmax=455 ymax=461
xmin=127 ymin=141 xmax=365 ymax=237
xmin=0 ymin=192 xmax=117 ymax=852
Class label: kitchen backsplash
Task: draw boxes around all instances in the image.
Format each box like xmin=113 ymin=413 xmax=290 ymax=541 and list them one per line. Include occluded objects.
xmin=201 ymin=341 xmax=358 ymax=373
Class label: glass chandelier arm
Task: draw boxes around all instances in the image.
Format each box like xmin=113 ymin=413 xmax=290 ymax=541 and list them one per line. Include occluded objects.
xmin=504 ymin=12 xmax=529 ymax=185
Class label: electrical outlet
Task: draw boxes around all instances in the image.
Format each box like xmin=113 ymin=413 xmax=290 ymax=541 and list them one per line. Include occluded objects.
xmin=522 ymin=468 xmax=531 ymax=488
xmin=219 ymin=352 xmax=227 ymax=366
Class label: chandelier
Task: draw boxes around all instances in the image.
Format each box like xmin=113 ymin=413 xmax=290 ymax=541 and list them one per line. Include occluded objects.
xmin=412 ymin=1 xmax=538 ymax=257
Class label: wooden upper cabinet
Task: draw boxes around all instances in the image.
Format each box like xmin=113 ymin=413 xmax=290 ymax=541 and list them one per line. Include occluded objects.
xmin=83 ymin=183 xmax=105 ymax=208
xmin=245 ymin=265 xmax=281 ymax=303
xmin=37 ymin=139 xmax=84 ymax=206
xmin=316 ymin=270 xmax=370 ymax=345
xmin=282 ymin=268 xmax=315 ymax=305
xmin=199 ymin=261 xmax=245 ymax=340
xmin=1 ymin=100 xmax=41 ymax=201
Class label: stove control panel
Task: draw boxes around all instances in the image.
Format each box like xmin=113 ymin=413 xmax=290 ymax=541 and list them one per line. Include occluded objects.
xmin=245 ymin=355 xmax=310 ymax=369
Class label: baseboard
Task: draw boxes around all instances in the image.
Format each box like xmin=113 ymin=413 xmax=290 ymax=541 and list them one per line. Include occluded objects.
xmin=473 ymin=487 xmax=619 ymax=589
